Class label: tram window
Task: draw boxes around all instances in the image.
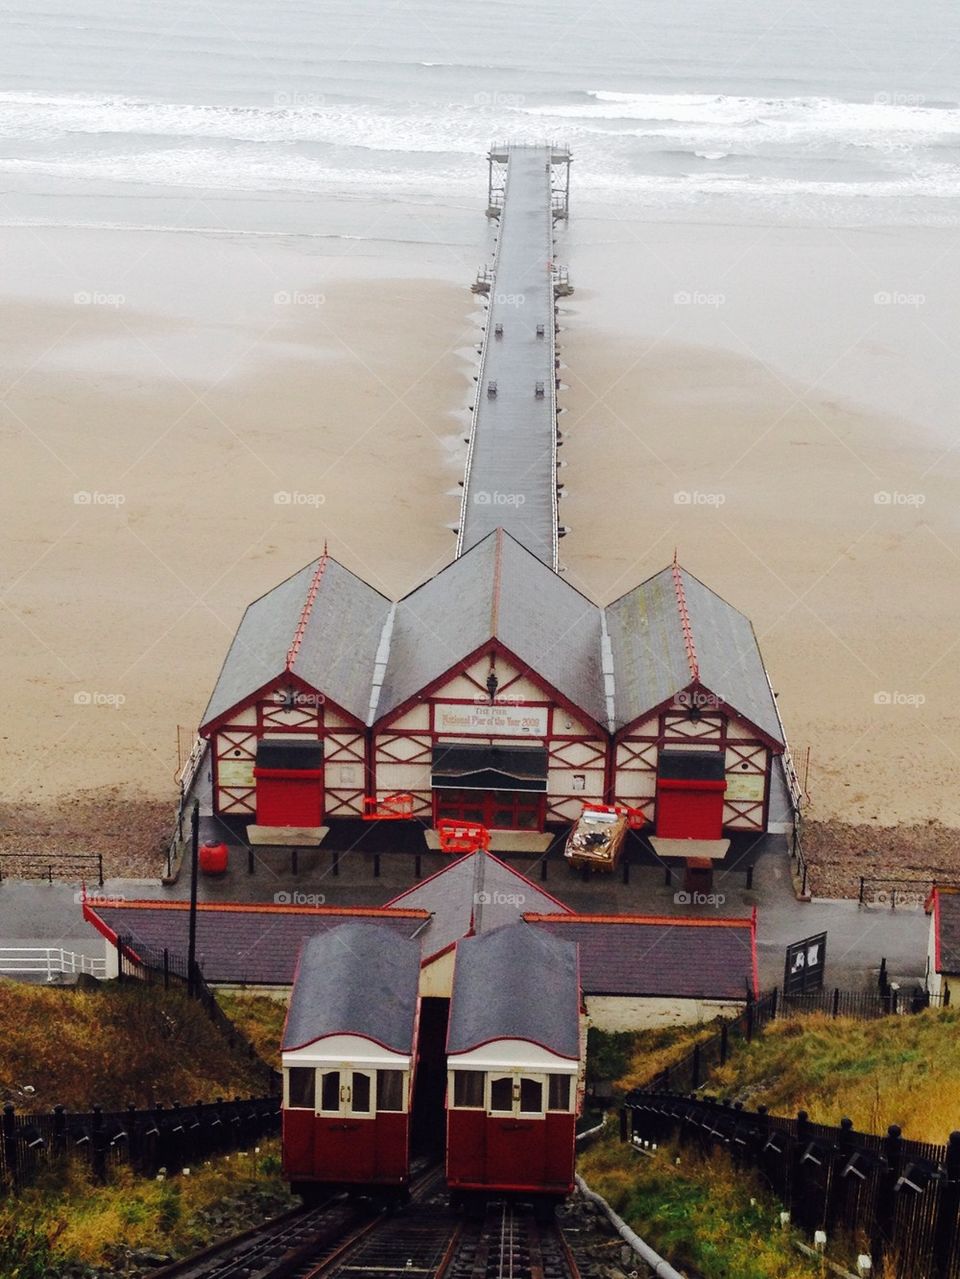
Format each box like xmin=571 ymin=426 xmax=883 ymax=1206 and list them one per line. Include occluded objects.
xmin=377 ymin=1070 xmax=405 ymax=1112
xmin=519 ymin=1077 xmax=543 ymax=1115
xmin=287 ymin=1067 xmax=315 ymax=1110
xmin=351 ymin=1072 xmax=371 ymax=1113
xmin=548 ymin=1074 xmax=571 ymax=1112
xmin=320 ymin=1070 xmax=340 ymax=1112
xmin=453 ymin=1071 xmax=483 ymax=1108
xmin=489 ymin=1075 xmax=513 ymax=1113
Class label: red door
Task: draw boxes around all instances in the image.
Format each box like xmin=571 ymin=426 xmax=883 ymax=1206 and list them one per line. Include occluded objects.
xmin=484 ymin=1074 xmax=546 ymax=1190
xmin=254 ymin=737 xmax=324 ymax=826
xmin=255 ymin=770 xmax=324 ymax=826
xmin=314 ymin=1069 xmax=376 ymax=1183
xmin=656 ymin=751 xmax=726 ymax=839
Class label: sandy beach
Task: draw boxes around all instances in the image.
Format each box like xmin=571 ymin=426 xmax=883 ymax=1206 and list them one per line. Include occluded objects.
xmin=2 ymin=217 xmax=960 ymax=879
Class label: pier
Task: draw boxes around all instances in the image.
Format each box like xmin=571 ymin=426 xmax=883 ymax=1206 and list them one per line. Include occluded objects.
xmin=456 ymin=143 xmax=572 ymax=570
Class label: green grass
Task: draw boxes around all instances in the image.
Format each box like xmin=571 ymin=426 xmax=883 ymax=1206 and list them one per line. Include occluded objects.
xmin=218 ymin=992 xmax=288 ymax=1070
xmin=709 ymin=1008 xmax=960 ymax=1141
xmin=579 ymin=1130 xmax=819 ymax=1279
xmin=0 ymin=979 xmax=272 ymax=1110
xmin=586 ymin=1021 xmax=726 ymax=1098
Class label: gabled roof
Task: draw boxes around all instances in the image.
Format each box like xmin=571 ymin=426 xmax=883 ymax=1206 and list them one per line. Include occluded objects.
xmin=200 ymin=553 xmax=392 ymax=730
xmin=282 ymin=924 xmax=421 ymax=1053
xmin=525 ymin=911 xmax=758 ymax=1000
xmin=605 ymin=563 xmax=784 ymax=744
xmin=82 ymin=900 xmax=428 ymax=987
xmin=447 ymin=923 xmax=580 ymax=1059
xmin=385 ymin=849 xmax=572 ymax=960
xmin=930 ymin=887 xmax=960 ymax=975
xmin=375 ymin=529 xmax=606 ymax=727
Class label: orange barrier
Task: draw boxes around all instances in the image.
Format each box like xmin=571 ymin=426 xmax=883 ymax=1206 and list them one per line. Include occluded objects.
xmin=436 ymin=819 xmax=491 ymax=854
xmin=362 ymin=792 xmax=415 ymax=821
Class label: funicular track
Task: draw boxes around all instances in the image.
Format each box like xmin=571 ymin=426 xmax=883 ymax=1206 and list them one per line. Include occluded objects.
xmin=447 ymin=1203 xmax=581 ymax=1279
xmin=147 ymin=1180 xmax=582 ymax=1279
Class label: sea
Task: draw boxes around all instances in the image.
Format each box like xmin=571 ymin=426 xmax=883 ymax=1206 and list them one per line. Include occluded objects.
xmin=1 ymin=0 xmax=959 ymax=240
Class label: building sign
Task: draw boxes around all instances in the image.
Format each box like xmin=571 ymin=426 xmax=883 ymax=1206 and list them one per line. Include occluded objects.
xmin=434 ymin=702 xmax=549 ymax=738
xmin=784 ymin=931 xmax=827 ymax=995
xmin=725 ymin=772 xmax=765 ymax=802
xmin=218 ymin=759 xmax=255 ymax=787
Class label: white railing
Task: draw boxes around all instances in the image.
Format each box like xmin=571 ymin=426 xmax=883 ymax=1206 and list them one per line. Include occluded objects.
xmin=178 ymin=734 xmax=208 ymax=797
xmin=0 ymin=947 xmax=107 ymax=981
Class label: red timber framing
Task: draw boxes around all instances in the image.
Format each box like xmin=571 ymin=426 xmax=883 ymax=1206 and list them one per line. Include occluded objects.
xmin=371 ymin=640 xmax=607 ymax=832
xmin=612 ymin=684 xmax=784 ymax=835
xmin=200 ymin=672 xmax=367 ymax=821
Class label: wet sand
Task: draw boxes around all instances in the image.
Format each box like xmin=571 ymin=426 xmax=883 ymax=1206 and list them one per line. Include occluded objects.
xmin=1 ymin=220 xmax=959 ymax=844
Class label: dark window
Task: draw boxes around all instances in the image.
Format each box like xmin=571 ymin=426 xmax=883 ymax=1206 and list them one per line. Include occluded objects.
xmin=351 ymin=1072 xmax=371 ymax=1114
xmin=288 ymin=1067 xmax=315 ymax=1109
xmin=548 ymin=1074 xmax=571 ymax=1112
xmin=519 ymin=1077 xmax=543 ymax=1115
xmin=320 ymin=1070 xmax=340 ymax=1112
xmin=453 ymin=1071 xmax=483 ymax=1109
xmin=377 ymin=1070 xmax=405 ymax=1112
xmin=489 ymin=1075 xmax=513 ymax=1113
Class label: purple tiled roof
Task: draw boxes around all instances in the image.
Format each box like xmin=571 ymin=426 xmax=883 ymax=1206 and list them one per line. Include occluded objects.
xmin=526 ymin=915 xmax=756 ymax=1001
xmin=85 ymin=903 xmax=428 ymax=986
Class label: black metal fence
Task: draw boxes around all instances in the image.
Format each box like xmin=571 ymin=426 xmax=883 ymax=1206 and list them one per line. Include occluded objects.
xmin=642 ymin=984 xmax=947 ymax=1096
xmin=622 ymin=1093 xmax=960 ymax=1279
xmin=115 ymin=934 xmax=280 ymax=1093
xmin=1 ymin=1095 xmax=280 ymax=1193
xmin=0 ymin=851 xmax=104 ymax=885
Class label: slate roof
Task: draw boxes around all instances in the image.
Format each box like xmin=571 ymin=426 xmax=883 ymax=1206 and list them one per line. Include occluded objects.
xmin=447 ymin=923 xmax=580 ymax=1059
xmin=83 ymin=902 xmax=428 ymax=987
xmin=526 ymin=913 xmax=757 ymax=1000
xmin=198 ymin=540 xmax=786 ymax=751
xmin=526 ymin=915 xmax=756 ymax=1002
xmin=376 ymin=529 xmax=606 ymax=727
xmin=933 ymin=889 xmax=960 ymax=975
xmin=386 ymin=849 xmax=572 ymax=960
xmin=282 ymin=923 xmax=421 ymax=1053
xmin=606 ymin=564 xmax=784 ymax=744
xmin=200 ymin=554 xmax=392 ymax=729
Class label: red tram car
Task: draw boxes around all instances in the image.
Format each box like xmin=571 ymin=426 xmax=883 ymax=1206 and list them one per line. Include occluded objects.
xmin=445 ymin=922 xmax=582 ymax=1213
xmin=281 ymin=922 xmax=421 ymax=1200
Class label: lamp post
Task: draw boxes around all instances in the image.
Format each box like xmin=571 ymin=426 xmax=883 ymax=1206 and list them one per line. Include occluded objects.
xmin=187 ymin=800 xmax=200 ymax=997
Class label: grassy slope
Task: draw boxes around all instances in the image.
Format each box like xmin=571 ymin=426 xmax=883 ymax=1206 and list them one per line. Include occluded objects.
xmin=0 ymin=979 xmax=270 ymax=1110
xmin=218 ymin=993 xmax=287 ymax=1071
xmin=1 ymin=1140 xmax=294 ymax=1277
xmin=580 ymin=1131 xmax=818 ymax=1279
xmin=709 ymin=1008 xmax=960 ymax=1141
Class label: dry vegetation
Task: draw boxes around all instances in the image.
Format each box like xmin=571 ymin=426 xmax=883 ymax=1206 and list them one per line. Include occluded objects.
xmin=218 ymin=992 xmax=288 ymax=1070
xmin=0 ymin=980 xmax=270 ymax=1110
xmin=709 ymin=1008 xmax=960 ymax=1141
xmin=0 ymin=1141 xmax=293 ymax=1278
xmin=587 ymin=1019 xmax=731 ymax=1098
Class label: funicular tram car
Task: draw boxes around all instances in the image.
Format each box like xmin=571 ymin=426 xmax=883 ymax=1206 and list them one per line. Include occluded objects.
xmin=444 ymin=922 xmax=582 ymax=1214
xmin=281 ymin=922 xmax=422 ymax=1200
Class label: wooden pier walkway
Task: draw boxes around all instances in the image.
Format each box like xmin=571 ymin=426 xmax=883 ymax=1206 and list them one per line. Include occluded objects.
xmin=456 ymin=144 xmax=571 ymax=571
